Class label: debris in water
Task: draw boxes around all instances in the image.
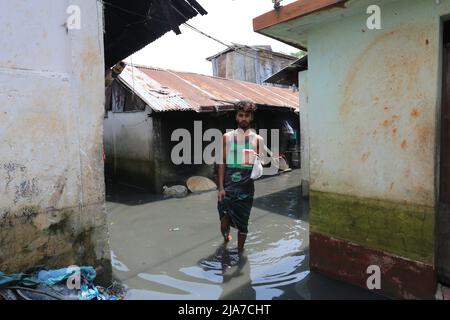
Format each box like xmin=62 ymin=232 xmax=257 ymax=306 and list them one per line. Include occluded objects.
xmin=0 ymin=266 xmax=126 ymax=300
xmin=163 ymin=185 xmax=188 ymax=198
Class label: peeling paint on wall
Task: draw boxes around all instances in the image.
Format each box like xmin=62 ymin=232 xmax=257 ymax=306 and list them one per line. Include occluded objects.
xmin=308 ymin=1 xmax=441 ymax=206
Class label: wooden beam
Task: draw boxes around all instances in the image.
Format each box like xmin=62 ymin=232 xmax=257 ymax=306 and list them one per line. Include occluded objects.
xmin=253 ymin=0 xmax=348 ymax=32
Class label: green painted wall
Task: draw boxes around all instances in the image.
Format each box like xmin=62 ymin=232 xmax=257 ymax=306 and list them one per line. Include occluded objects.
xmin=310 ymin=190 xmax=434 ymax=263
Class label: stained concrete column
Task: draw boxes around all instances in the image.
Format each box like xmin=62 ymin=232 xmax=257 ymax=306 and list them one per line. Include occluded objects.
xmin=299 ymin=70 xmax=310 ymax=198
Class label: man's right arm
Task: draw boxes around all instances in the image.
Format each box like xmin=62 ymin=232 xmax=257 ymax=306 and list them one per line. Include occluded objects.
xmin=218 ymin=134 xmax=226 ymax=201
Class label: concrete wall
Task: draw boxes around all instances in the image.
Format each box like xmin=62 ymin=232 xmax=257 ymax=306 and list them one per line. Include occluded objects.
xmin=299 ymin=70 xmax=310 ymax=198
xmin=103 ymin=108 xmax=156 ymax=191
xmin=304 ymin=0 xmax=450 ymax=298
xmin=0 ymin=0 xmax=111 ymax=283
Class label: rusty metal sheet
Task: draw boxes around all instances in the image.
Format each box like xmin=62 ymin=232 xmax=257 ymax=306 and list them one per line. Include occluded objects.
xmin=133 ymin=65 xmax=299 ymax=113
xmin=118 ymin=65 xmax=193 ymax=112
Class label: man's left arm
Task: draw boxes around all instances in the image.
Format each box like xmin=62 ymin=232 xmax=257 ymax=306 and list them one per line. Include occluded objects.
xmin=256 ymin=135 xmax=272 ymax=166
xmin=256 ymin=135 xmax=264 ymax=156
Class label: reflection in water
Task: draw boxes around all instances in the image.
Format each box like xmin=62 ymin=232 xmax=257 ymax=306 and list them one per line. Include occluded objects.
xmin=111 ymin=250 xmax=130 ymax=272
xmin=245 ymin=214 xmax=309 ymax=300
xmin=250 ymin=250 xmax=309 ymax=300
xmin=179 ymin=217 xmax=308 ymax=300
xmin=122 ymin=189 xmax=310 ymax=300
xmin=109 ymin=171 xmax=384 ymax=300
xmin=125 ymin=226 xmax=308 ymax=301
xmin=126 ymin=273 xmax=223 ymax=300
xmin=243 ymin=222 xmax=309 ymax=300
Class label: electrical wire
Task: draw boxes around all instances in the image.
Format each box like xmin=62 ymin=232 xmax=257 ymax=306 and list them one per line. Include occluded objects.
xmin=182 ymin=23 xmax=262 ymax=60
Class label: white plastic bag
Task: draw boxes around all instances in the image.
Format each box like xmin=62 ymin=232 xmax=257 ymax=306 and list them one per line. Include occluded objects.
xmin=251 ymin=155 xmax=263 ymax=180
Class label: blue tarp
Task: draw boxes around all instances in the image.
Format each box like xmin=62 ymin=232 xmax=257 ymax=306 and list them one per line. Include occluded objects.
xmin=37 ymin=266 xmax=96 ymax=286
xmin=0 ymin=266 xmax=120 ymax=300
xmin=0 ymin=272 xmax=40 ymax=288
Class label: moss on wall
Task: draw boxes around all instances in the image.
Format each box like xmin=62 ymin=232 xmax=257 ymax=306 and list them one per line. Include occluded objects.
xmin=0 ymin=204 xmax=111 ymax=286
xmin=310 ymin=190 xmax=434 ymax=264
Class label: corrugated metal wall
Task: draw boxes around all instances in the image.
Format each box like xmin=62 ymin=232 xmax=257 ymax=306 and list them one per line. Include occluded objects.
xmin=211 ymin=49 xmax=295 ymax=85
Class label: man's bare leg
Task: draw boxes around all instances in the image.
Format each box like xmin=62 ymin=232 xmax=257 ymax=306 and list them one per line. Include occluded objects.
xmin=237 ymin=232 xmax=247 ymax=252
xmin=221 ymin=215 xmax=232 ymax=242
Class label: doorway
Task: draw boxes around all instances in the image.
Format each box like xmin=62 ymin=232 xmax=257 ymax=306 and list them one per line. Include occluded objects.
xmin=438 ymin=20 xmax=450 ymax=285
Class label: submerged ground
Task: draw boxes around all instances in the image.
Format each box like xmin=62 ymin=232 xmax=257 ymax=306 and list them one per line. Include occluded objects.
xmin=106 ymin=170 xmax=383 ymax=300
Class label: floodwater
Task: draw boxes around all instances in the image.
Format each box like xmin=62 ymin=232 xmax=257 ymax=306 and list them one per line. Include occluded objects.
xmin=106 ymin=170 xmax=384 ymax=300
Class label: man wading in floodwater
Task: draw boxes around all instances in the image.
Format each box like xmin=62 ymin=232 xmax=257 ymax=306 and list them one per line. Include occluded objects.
xmin=217 ymin=101 xmax=264 ymax=252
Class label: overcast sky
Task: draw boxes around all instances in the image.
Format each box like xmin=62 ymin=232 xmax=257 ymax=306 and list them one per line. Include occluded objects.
xmin=124 ymin=0 xmax=299 ymax=75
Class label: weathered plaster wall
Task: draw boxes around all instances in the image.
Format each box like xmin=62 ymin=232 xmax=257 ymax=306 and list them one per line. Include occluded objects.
xmin=0 ymin=0 xmax=111 ymax=282
xmin=308 ymin=0 xmax=446 ymax=206
xmin=299 ymin=70 xmax=310 ymax=197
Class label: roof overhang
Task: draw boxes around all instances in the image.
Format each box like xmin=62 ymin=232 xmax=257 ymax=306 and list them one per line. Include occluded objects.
xmin=253 ymin=0 xmax=348 ymax=50
xmin=253 ymin=0 xmax=395 ymax=50
xmin=104 ymin=0 xmax=207 ymax=69
xmin=253 ymin=0 xmax=348 ymax=33
xmin=264 ymin=56 xmax=308 ymax=87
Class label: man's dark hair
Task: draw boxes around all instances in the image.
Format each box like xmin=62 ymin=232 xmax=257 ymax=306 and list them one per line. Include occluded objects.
xmin=235 ymin=101 xmax=256 ymax=113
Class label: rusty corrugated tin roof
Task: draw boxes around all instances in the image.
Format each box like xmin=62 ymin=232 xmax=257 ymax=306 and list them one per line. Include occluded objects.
xmin=118 ymin=64 xmax=299 ymax=113
xmin=118 ymin=65 xmax=192 ymax=112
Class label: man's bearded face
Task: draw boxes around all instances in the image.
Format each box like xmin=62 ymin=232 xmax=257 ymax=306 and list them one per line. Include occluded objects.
xmin=236 ymin=111 xmax=252 ymax=129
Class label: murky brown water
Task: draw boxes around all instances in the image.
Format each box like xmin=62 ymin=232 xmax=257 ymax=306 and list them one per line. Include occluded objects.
xmin=106 ymin=170 xmax=384 ymax=300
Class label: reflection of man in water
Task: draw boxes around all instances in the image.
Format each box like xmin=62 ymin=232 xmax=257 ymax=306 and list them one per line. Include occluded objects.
xmin=199 ymin=244 xmax=256 ymax=299
xmin=217 ymin=101 xmax=264 ymax=252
